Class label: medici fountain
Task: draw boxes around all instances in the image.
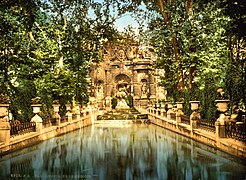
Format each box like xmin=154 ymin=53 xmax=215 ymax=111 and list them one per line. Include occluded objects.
xmin=0 ymin=39 xmax=245 ymax=179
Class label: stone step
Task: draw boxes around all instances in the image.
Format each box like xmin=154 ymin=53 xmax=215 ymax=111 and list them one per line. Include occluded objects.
xmin=97 ymin=108 xmax=148 ymax=121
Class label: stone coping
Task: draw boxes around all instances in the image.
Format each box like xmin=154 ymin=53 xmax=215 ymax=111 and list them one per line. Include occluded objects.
xmin=0 ymin=116 xmax=93 ymax=156
xmin=146 ymin=111 xmax=246 ymax=159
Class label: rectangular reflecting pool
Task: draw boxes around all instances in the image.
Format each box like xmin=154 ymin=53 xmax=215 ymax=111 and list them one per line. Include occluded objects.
xmin=0 ymin=124 xmax=246 ymax=179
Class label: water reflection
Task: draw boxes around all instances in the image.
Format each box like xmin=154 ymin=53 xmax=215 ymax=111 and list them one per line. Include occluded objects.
xmin=0 ymin=124 xmax=245 ymax=179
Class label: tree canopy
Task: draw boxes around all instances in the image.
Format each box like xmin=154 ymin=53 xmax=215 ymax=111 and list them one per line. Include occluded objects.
xmin=0 ymin=0 xmax=245 ymax=121
xmin=0 ymin=0 xmax=119 ymax=120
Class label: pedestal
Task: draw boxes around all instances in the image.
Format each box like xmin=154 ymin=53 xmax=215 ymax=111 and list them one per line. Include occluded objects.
xmin=176 ymin=110 xmax=182 ymax=125
xmin=0 ymin=122 xmax=10 ymax=145
xmin=167 ymin=110 xmax=173 ymax=120
xmin=190 ymin=111 xmax=200 ymax=129
xmin=31 ymin=114 xmax=43 ymax=133
xmin=215 ymin=121 xmax=226 ymax=138
xmin=176 ymin=102 xmax=184 ymax=126
xmin=53 ymin=104 xmax=61 ymax=127
xmin=66 ymin=104 xmax=72 ymax=122
xmin=167 ymin=102 xmax=173 ymax=120
xmin=67 ymin=112 xmax=72 ymax=122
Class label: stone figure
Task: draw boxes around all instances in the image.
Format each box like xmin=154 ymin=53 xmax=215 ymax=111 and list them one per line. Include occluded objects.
xmin=118 ymin=49 xmax=126 ymax=60
xmin=97 ymin=83 xmax=104 ymax=98
xmin=141 ymin=82 xmax=148 ymax=98
xmin=115 ymin=86 xmax=130 ymax=110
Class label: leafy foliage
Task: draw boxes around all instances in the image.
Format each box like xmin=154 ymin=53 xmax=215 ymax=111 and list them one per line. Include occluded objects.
xmin=114 ymin=0 xmax=245 ymax=117
xmin=0 ymin=0 xmax=118 ymax=121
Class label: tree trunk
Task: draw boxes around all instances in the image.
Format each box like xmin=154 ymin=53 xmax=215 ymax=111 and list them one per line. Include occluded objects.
xmin=185 ymin=0 xmax=195 ymax=89
xmin=157 ymin=0 xmax=184 ymax=89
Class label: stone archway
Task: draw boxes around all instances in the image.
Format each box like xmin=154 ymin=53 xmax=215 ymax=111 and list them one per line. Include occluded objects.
xmin=114 ymin=74 xmax=131 ymax=95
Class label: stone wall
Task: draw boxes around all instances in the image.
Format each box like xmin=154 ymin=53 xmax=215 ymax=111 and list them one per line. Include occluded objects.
xmin=137 ymin=107 xmax=246 ymax=159
xmin=0 ymin=111 xmax=94 ymax=156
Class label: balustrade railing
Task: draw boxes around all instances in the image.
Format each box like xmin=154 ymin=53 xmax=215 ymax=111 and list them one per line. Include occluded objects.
xmin=198 ymin=119 xmax=216 ymax=132
xmin=42 ymin=117 xmax=51 ymax=128
xmin=50 ymin=117 xmax=57 ymax=126
xmin=225 ymin=122 xmax=246 ymax=142
xmin=60 ymin=116 xmax=67 ymax=123
xmin=10 ymin=122 xmax=36 ymax=136
xmin=170 ymin=113 xmax=176 ymax=120
xmin=181 ymin=115 xmax=190 ymax=125
xmin=72 ymin=114 xmax=77 ymax=120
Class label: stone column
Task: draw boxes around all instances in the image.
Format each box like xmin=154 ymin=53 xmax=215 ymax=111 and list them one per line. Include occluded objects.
xmin=167 ymin=101 xmax=174 ymax=120
xmin=149 ymin=71 xmax=156 ymax=100
xmin=0 ymin=103 xmax=10 ymax=145
xmin=66 ymin=103 xmax=72 ymax=122
xmin=31 ymin=104 xmax=43 ymax=133
xmin=190 ymin=101 xmax=200 ymax=131
xmin=133 ymin=69 xmax=140 ymax=106
xmin=215 ymin=99 xmax=230 ymax=139
xmin=105 ymin=69 xmax=113 ymax=97
xmin=160 ymin=102 xmax=166 ymax=117
xmin=176 ymin=101 xmax=184 ymax=126
xmin=53 ymin=103 xmax=60 ymax=127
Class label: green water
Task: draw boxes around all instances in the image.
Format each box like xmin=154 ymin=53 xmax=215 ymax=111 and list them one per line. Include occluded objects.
xmin=0 ymin=124 xmax=245 ymax=180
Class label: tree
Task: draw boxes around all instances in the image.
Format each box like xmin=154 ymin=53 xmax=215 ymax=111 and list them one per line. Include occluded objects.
xmin=0 ymin=0 xmax=47 ymax=120
xmin=0 ymin=0 xmax=118 ymax=121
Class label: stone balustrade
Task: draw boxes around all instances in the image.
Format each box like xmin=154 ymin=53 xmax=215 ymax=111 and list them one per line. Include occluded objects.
xmin=142 ymin=99 xmax=246 ymax=158
xmin=144 ymin=99 xmax=245 ymax=143
xmin=0 ymin=98 xmax=98 ymax=155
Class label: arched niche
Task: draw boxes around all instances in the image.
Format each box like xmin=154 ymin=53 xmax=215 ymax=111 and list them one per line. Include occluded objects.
xmin=115 ymin=74 xmax=131 ymax=94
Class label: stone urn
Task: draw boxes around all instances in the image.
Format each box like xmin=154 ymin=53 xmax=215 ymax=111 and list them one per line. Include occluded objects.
xmin=0 ymin=94 xmax=10 ymax=144
xmin=0 ymin=104 xmax=9 ymax=120
xmin=167 ymin=101 xmax=173 ymax=109
xmin=215 ymin=99 xmax=230 ymax=123
xmin=32 ymin=104 xmax=42 ymax=114
xmin=0 ymin=93 xmax=10 ymax=120
xmin=52 ymin=100 xmax=60 ymax=116
xmin=66 ymin=103 xmax=72 ymax=111
xmin=215 ymin=100 xmax=230 ymax=113
xmin=190 ymin=101 xmax=200 ymax=111
xmin=160 ymin=102 xmax=165 ymax=109
xmin=176 ymin=101 xmax=184 ymax=110
xmin=53 ymin=104 xmax=60 ymax=113
xmin=31 ymin=97 xmax=42 ymax=114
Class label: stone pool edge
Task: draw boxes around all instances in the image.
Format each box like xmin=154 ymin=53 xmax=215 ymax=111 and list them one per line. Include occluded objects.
xmin=147 ymin=112 xmax=246 ymax=160
xmin=0 ymin=117 xmax=92 ymax=158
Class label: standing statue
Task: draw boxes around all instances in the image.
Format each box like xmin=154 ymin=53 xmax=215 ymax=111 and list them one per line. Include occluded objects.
xmin=97 ymin=84 xmax=104 ymax=98
xmin=141 ymin=82 xmax=148 ymax=98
